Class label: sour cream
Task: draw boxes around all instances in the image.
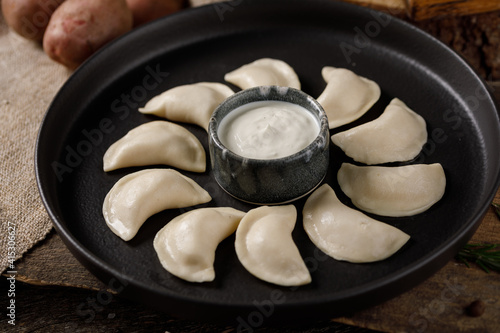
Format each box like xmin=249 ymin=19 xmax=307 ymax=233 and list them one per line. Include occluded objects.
xmin=218 ymin=100 xmax=320 ymax=159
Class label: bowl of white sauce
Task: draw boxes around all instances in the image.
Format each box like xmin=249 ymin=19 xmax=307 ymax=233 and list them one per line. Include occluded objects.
xmin=209 ymin=85 xmax=329 ymax=204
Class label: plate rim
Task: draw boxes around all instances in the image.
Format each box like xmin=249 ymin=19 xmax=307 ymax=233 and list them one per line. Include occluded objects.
xmin=35 ymin=0 xmax=500 ymax=322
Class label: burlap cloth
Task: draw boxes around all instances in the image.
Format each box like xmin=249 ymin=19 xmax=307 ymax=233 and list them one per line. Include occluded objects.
xmin=0 ymin=12 xmax=71 ymax=273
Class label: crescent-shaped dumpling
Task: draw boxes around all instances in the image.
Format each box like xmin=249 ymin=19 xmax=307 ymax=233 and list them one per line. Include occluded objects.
xmin=224 ymin=58 xmax=301 ymax=90
xmin=103 ymin=121 xmax=206 ymax=172
xmin=138 ymin=82 xmax=234 ymax=131
xmin=103 ymin=169 xmax=212 ymax=241
xmin=154 ymin=207 xmax=246 ymax=283
xmin=337 ymin=163 xmax=446 ymax=217
xmin=235 ymin=205 xmax=311 ymax=286
xmin=331 ymin=98 xmax=427 ymax=165
xmin=303 ymin=184 xmax=410 ymax=263
xmin=317 ymin=67 xmax=380 ymax=129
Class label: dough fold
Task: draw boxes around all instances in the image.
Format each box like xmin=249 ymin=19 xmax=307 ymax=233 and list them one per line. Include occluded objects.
xmin=317 ymin=67 xmax=380 ymax=129
xmin=337 ymin=163 xmax=446 ymax=217
xmin=303 ymin=184 xmax=410 ymax=263
xmin=154 ymin=207 xmax=245 ymax=282
xmin=103 ymin=169 xmax=212 ymax=241
xmin=235 ymin=205 xmax=311 ymax=286
xmin=331 ymin=98 xmax=427 ymax=164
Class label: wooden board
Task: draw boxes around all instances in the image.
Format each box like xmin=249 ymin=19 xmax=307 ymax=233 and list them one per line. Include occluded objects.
xmin=324 ymin=0 xmax=500 ymax=20
xmin=408 ymin=0 xmax=500 ymax=20
xmin=0 ymin=277 xmax=372 ymax=333
xmin=338 ymin=0 xmax=408 ymax=14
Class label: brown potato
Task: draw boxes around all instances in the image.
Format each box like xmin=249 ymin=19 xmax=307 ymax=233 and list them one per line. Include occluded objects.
xmin=126 ymin=0 xmax=184 ymax=27
xmin=1 ymin=0 xmax=65 ymax=41
xmin=43 ymin=0 xmax=133 ymax=69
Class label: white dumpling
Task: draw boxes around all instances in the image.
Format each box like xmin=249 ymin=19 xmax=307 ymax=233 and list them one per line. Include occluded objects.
xmin=103 ymin=169 xmax=211 ymax=241
xmin=224 ymin=58 xmax=301 ymax=90
xmin=303 ymin=184 xmax=410 ymax=263
xmin=235 ymin=205 xmax=311 ymax=286
xmin=316 ymin=67 xmax=380 ymax=129
xmin=331 ymin=98 xmax=427 ymax=165
xmin=337 ymin=163 xmax=446 ymax=217
xmin=138 ymin=82 xmax=234 ymax=131
xmin=154 ymin=207 xmax=246 ymax=283
xmin=103 ymin=121 xmax=206 ymax=172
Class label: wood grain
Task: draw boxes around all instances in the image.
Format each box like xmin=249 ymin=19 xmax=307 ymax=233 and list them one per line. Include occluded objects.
xmin=13 ymin=229 xmax=108 ymax=292
xmin=341 ymin=0 xmax=408 ymax=14
xmin=408 ymin=0 xmax=500 ymax=20
xmin=0 ymin=277 xmax=373 ymax=333
xmin=343 ymin=0 xmax=500 ymax=20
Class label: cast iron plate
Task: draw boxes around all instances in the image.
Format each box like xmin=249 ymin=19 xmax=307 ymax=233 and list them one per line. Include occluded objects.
xmin=36 ymin=0 xmax=500 ymax=324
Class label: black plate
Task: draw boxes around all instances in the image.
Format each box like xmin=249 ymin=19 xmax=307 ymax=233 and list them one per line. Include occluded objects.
xmin=36 ymin=0 xmax=500 ymax=324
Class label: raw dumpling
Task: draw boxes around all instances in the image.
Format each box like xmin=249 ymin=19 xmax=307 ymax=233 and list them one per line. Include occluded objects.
xmin=154 ymin=207 xmax=246 ymax=283
xmin=103 ymin=169 xmax=211 ymax=241
xmin=138 ymin=82 xmax=234 ymax=131
xmin=103 ymin=121 xmax=206 ymax=172
xmin=235 ymin=205 xmax=311 ymax=286
xmin=303 ymin=184 xmax=410 ymax=263
xmin=224 ymin=58 xmax=301 ymax=90
xmin=337 ymin=163 xmax=446 ymax=217
xmin=331 ymin=98 xmax=427 ymax=165
xmin=317 ymin=67 xmax=380 ymax=129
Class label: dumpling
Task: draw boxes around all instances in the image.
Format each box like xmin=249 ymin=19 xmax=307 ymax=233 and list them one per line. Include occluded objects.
xmin=103 ymin=121 xmax=206 ymax=172
xmin=316 ymin=67 xmax=380 ymax=129
xmin=138 ymin=82 xmax=234 ymax=131
xmin=224 ymin=58 xmax=301 ymax=90
xmin=337 ymin=163 xmax=446 ymax=217
xmin=331 ymin=98 xmax=427 ymax=165
xmin=303 ymin=184 xmax=410 ymax=263
xmin=235 ymin=205 xmax=311 ymax=286
xmin=154 ymin=207 xmax=246 ymax=283
xmin=103 ymin=169 xmax=211 ymax=241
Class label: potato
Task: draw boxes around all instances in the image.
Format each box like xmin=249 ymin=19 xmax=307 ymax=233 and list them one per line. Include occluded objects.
xmin=43 ymin=0 xmax=133 ymax=69
xmin=1 ymin=0 xmax=65 ymax=41
xmin=126 ymin=0 xmax=184 ymax=27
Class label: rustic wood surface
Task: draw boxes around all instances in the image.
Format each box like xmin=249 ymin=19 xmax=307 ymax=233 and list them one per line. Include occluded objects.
xmin=0 ymin=278 xmax=374 ymax=333
xmin=347 ymin=2 xmax=500 ymax=81
xmin=338 ymin=0 xmax=500 ymax=20
xmin=190 ymin=0 xmax=500 ymax=20
xmin=337 ymin=0 xmax=407 ymax=13
xmin=408 ymin=0 xmax=500 ymax=20
xmin=411 ymin=11 xmax=500 ymax=81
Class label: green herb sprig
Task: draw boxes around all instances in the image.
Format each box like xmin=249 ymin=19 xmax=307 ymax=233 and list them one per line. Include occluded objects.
xmin=455 ymin=203 xmax=500 ymax=273
xmin=492 ymin=202 xmax=500 ymax=220
xmin=456 ymin=243 xmax=500 ymax=273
